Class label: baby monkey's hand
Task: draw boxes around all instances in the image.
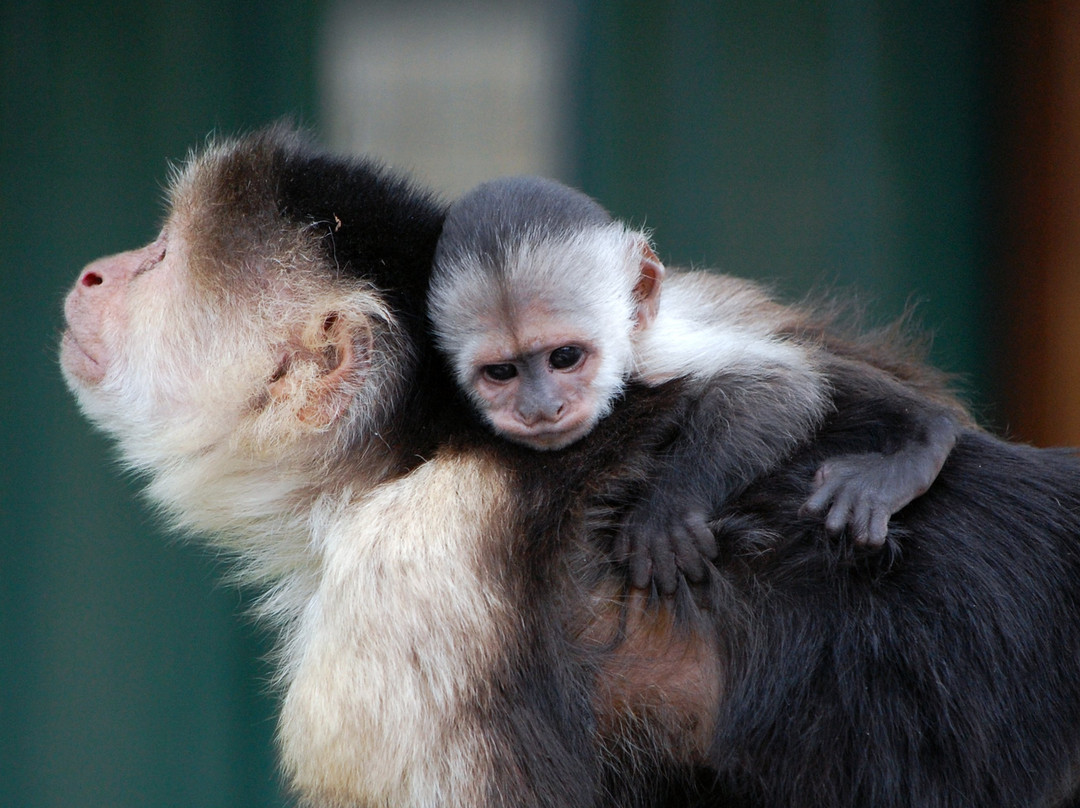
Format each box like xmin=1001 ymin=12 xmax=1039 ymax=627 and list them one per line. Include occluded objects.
xmin=617 ymin=490 xmax=718 ymax=596
xmin=802 ymin=442 xmax=948 ymax=546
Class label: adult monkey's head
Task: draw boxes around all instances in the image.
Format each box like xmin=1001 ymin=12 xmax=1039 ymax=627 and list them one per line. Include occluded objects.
xmin=60 ymin=126 xmax=449 ymax=542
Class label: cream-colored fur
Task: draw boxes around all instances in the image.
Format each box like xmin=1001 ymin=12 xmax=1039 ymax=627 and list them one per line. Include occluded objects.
xmin=430 ymin=223 xmax=832 ymax=460
xmin=278 ymin=451 xmax=515 ymax=807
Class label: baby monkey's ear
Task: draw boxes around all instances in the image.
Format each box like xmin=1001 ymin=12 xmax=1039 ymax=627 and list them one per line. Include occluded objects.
xmin=631 ymin=240 xmax=665 ymax=330
xmin=268 ymin=306 xmax=374 ymax=431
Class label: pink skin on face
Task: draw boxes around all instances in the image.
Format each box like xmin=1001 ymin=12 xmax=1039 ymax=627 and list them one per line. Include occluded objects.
xmin=61 ymin=235 xmax=167 ymax=385
xmin=469 ymin=310 xmax=604 ymax=450
xmin=479 ymin=353 xmax=601 ymax=449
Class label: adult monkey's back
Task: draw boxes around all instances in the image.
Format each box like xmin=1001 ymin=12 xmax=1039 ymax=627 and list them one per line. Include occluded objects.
xmin=686 ymin=405 xmax=1080 ymax=806
xmin=59 ymin=126 xmax=1080 ymax=807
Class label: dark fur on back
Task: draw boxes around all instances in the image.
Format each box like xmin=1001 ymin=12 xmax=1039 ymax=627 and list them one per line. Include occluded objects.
xmin=273 ymin=127 xmax=1080 ymax=807
xmin=538 ymin=360 xmax=1080 ymax=807
xmin=695 ymin=426 xmax=1080 ymax=807
xmin=479 ymin=252 xmax=1080 ymax=806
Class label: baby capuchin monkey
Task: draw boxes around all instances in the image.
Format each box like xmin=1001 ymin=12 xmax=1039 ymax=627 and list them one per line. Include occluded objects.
xmin=430 ymin=177 xmax=961 ymax=592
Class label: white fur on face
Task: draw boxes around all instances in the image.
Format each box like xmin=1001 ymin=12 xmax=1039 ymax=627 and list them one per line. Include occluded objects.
xmin=430 ymin=224 xmax=641 ymax=443
xmin=62 ymin=231 xmax=254 ymax=460
xmin=60 ymin=135 xmax=533 ymax=808
xmin=60 ymin=168 xmax=407 ymax=600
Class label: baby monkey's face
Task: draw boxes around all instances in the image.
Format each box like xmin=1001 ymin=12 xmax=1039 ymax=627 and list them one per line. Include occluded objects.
xmin=463 ymin=302 xmax=618 ymax=451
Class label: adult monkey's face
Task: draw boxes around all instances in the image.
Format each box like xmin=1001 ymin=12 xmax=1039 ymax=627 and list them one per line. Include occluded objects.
xmin=59 ymin=129 xmax=429 ymax=535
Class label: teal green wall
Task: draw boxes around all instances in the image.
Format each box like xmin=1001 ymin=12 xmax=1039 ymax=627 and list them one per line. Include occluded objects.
xmin=571 ymin=0 xmax=991 ymax=402
xmin=1 ymin=2 xmax=993 ymax=806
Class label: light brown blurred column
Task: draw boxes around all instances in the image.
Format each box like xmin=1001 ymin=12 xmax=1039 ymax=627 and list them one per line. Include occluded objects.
xmin=1000 ymin=2 xmax=1080 ymax=446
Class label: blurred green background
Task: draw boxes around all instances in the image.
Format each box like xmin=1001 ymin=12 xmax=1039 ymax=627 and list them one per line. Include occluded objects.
xmin=1 ymin=1 xmax=1058 ymax=805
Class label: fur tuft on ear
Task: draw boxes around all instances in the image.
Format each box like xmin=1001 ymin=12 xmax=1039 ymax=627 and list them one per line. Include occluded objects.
xmin=632 ymin=239 xmax=665 ymax=331
xmin=267 ymin=305 xmax=374 ymax=433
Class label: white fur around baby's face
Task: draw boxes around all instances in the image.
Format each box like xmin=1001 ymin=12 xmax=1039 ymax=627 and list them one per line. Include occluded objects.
xmin=431 ymin=226 xmax=643 ymax=450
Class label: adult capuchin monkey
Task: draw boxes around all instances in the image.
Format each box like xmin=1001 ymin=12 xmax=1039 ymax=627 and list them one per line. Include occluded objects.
xmin=60 ymin=125 xmax=606 ymax=807
xmin=429 ymin=176 xmax=963 ymax=592
xmin=61 ymin=125 xmax=1080 ymax=807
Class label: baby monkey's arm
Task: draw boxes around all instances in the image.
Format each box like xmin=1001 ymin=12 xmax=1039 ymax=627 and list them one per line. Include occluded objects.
xmin=619 ymin=361 xmax=960 ymax=595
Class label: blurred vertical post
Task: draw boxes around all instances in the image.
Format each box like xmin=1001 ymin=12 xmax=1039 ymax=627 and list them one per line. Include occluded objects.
xmin=995 ymin=2 xmax=1080 ymax=446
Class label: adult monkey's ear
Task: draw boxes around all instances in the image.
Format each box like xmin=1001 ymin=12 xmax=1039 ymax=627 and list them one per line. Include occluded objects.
xmin=268 ymin=307 xmax=374 ymax=431
xmin=632 ymin=240 xmax=666 ymax=330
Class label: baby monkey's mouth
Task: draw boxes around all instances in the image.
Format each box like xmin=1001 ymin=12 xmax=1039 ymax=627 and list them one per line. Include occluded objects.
xmin=502 ymin=416 xmax=597 ymax=452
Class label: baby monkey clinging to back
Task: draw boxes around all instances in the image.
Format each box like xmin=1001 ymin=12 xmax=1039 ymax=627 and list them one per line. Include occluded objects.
xmin=429 ymin=176 xmax=960 ymax=592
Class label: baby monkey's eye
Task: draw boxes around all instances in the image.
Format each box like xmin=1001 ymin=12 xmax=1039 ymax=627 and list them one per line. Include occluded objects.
xmin=483 ymin=363 xmax=518 ymax=382
xmin=548 ymin=346 xmax=584 ymax=370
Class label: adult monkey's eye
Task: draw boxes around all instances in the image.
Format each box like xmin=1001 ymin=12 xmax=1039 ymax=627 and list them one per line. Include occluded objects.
xmin=134 ymin=238 xmax=168 ymax=278
xmin=483 ymin=363 xmax=518 ymax=382
xmin=549 ymin=346 xmax=584 ymax=370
